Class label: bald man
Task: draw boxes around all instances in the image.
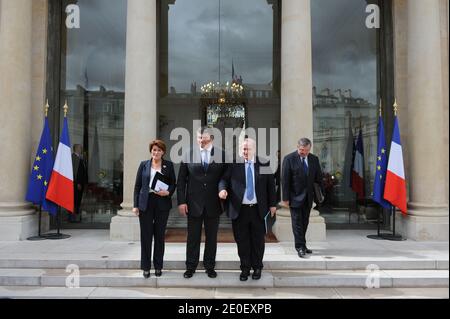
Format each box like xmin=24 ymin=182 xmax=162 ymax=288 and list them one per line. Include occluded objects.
xmin=219 ymin=138 xmax=277 ymax=281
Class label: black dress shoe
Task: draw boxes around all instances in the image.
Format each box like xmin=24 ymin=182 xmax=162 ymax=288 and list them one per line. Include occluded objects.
xmin=239 ymin=271 xmax=250 ymax=281
xmin=297 ymin=248 xmax=306 ymax=258
xmin=252 ymin=269 xmax=262 ymax=280
xmin=155 ymin=269 xmax=162 ymax=277
xmin=305 ymin=247 xmax=313 ymax=254
xmin=143 ymin=271 xmax=151 ymax=279
xmin=205 ymin=269 xmax=217 ymax=278
xmin=183 ymin=269 xmax=195 ymax=278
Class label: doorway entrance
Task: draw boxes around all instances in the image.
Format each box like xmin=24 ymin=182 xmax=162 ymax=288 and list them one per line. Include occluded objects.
xmin=158 ymin=0 xmax=281 ymax=228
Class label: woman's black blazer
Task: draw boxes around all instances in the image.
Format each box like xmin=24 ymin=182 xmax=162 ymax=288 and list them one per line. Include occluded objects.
xmin=133 ymin=159 xmax=176 ymax=212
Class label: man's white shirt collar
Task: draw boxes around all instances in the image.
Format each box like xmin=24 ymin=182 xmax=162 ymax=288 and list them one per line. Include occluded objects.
xmin=300 ymin=155 xmax=309 ymax=165
xmin=245 ymin=157 xmax=255 ymax=164
xmin=200 ymin=144 xmax=213 ymax=153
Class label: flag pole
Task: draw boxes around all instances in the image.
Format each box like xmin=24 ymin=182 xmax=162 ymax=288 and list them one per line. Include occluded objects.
xmin=381 ymin=99 xmax=406 ymax=241
xmin=43 ymin=208 xmax=70 ymax=239
xmin=367 ymin=206 xmax=392 ymax=240
xmin=27 ymin=101 xmax=52 ymax=241
xmin=367 ymin=99 xmax=390 ymax=240
xmin=392 ymin=205 xmax=397 ymax=235
xmin=27 ymin=205 xmax=47 ymax=241
xmin=377 ymin=101 xmax=382 ymax=238
xmin=366 ymin=205 xmax=383 ymax=239
xmin=43 ymin=101 xmax=71 ymax=240
xmin=381 ymin=205 xmax=405 ymax=241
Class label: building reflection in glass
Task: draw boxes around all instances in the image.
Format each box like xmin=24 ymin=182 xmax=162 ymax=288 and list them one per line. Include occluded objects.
xmin=312 ymin=0 xmax=380 ymax=225
xmin=60 ymin=0 xmax=127 ymax=227
xmin=159 ymin=0 xmax=281 ymax=227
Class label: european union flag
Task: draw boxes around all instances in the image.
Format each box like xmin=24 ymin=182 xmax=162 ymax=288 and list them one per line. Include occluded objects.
xmin=372 ymin=116 xmax=390 ymax=208
xmin=25 ymin=117 xmax=57 ymax=215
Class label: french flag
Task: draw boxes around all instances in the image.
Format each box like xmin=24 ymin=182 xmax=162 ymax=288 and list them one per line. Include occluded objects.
xmin=351 ymin=129 xmax=365 ymax=200
xmin=46 ymin=117 xmax=74 ymax=213
xmin=384 ymin=117 xmax=407 ymax=214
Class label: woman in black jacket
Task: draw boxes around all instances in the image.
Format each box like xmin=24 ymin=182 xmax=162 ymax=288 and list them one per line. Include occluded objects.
xmin=133 ymin=139 xmax=176 ymax=278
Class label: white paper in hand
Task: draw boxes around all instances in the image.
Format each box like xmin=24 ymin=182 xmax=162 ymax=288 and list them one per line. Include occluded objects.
xmin=264 ymin=211 xmax=270 ymax=234
xmin=154 ymin=180 xmax=169 ymax=192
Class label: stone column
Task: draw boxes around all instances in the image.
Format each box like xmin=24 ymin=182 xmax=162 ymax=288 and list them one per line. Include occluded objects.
xmin=0 ymin=0 xmax=37 ymax=240
xmin=30 ymin=0 xmax=51 ymax=234
xmin=397 ymin=0 xmax=449 ymax=240
xmin=110 ymin=0 xmax=157 ymax=240
xmin=272 ymin=0 xmax=326 ymax=242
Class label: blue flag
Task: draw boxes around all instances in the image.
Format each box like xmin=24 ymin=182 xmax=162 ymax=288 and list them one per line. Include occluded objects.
xmin=25 ymin=117 xmax=58 ymax=215
xmin=372 ymin=116 xmax=390 ymax=208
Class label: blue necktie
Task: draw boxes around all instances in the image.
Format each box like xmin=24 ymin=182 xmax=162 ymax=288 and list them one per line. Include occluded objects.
xmin=246 ymin=163 xmax=254 ymax=200
xmin=301 ymin=157 xmax=308 ymax=175
xmin=202 ymin=150 xmax=208 ymax=171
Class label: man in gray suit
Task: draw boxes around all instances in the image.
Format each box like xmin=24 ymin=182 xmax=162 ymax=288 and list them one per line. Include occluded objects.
xmin=177 ymin=127 xmax=227 ymax=279
xmin=282 ymin=138 xmax=323 ymax=258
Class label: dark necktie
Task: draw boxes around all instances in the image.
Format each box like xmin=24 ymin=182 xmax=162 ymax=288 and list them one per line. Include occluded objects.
xmin=301 ymin=157 xmax=308 ymax=175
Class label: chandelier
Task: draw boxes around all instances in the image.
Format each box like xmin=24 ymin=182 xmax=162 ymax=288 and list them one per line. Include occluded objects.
xmin=200 ymin=81 xmax=244 ymax=105
xmin=200 ymin=0 xmax=245 ymax=106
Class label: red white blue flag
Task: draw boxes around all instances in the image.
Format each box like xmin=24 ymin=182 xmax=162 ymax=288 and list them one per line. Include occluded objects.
xmin=46 ymin=117 xmax=74 ymax=213
xmin=384 ymin=117 xmax=407 ymax=214
xmin=351 ymin=129 xmax=365 ymax=200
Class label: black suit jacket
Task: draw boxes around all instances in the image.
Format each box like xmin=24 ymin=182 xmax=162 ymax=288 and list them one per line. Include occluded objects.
xmin=282 ymin=151 xmax=323 ymax=209
xmin=177 ymin=147 xmax=227 ymax=217
xmin=134 ymin=159 xmax=176 ymax=212
xmin=219 ymin=157 xmax=277 ymax=220
xmin=72 ymin=153 xmax=88 ymax=186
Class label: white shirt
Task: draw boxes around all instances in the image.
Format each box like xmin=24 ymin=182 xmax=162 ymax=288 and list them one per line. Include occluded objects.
xmin=200 ymin=144 xmax=212 ymax=165
xmin=242 ymin=158 xmax=258 ymax=204
xmin=149 ymin=167 xmax=161 ymax=191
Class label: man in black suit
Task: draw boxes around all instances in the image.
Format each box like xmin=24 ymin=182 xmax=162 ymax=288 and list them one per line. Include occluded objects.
xmin=177 ymin=127 xmax=227 ymax=279
xmin=71 ymin=144 xmax=88 ymax=222
xmin=219 ymin=138 xmax=277 ymax=281
xmin=282 ymin=138 xmax=323 ymax=258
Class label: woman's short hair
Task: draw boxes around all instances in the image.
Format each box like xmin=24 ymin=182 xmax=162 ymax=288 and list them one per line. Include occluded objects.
xmin=149 ymin=139 xmax=166 ymax=154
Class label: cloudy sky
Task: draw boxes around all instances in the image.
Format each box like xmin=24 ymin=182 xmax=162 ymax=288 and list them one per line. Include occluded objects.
xmin=65 ymin=0 xmax=127 ymax=91
xmin=167 ymin=0 xmax=274 ymax=92
xmin=311 ymin=0 xmax=378 ymax=104
xmin=65 ymin=0 xmax=378 ymax=104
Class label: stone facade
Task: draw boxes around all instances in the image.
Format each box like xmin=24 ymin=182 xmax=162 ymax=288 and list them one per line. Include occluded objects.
xmin=0 ymin=0 xmax=448 ymax=241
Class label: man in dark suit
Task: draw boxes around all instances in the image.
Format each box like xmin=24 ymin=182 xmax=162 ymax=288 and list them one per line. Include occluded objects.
xmin=282 ymin=138 xmax=323 ymax=258
xmin=177 ymin=127 xmax=227 ymax=279
xmin=219 ymin=138 xmax=277 ymax=281
xmin=71 ymin=144 xmax=88 ymax=222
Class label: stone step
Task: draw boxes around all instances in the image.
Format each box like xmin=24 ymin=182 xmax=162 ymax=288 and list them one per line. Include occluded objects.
xmin=0 ymin=258 xmax=447 ymax=271
xmin=0 ymin=286 xmax=448 ymax=299
xmin=0 ymin=268 xmax=447 ymax=288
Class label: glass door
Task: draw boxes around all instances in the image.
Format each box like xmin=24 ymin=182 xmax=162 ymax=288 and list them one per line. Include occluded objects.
xmin=158 ymin=0 xmax=281 ymax=228
xmin=55 ymin=0 xmax=127 ymax=228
